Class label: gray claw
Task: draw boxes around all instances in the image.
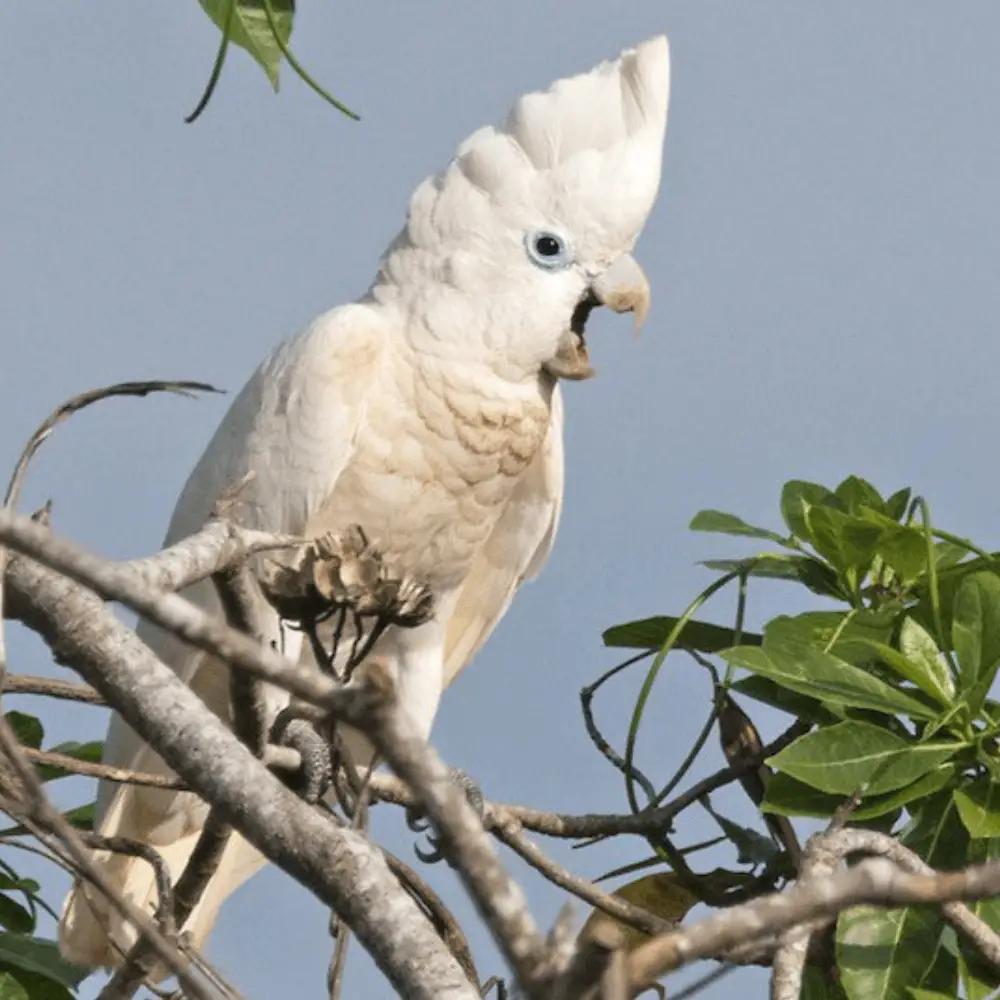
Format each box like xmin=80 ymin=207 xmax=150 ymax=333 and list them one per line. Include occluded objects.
xmin=410 ymin=768 xmax=485 ymax=866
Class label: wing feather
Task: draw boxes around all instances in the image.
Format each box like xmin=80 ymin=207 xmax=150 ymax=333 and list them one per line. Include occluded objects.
xmin=443 ymin=384 xmax=564 ymax=683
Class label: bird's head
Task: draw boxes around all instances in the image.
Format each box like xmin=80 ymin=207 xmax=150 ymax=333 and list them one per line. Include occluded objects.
xmin=374 ymin=35 xmax=671 ymax=382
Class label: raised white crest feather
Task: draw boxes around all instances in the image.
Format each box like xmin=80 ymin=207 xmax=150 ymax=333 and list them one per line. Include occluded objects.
xmin=396 ymin=36 xmax=671 ymax=262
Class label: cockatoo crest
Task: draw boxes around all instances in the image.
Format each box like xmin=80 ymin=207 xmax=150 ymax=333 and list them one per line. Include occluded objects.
xmin=373 ymin=37 xmax=670 ymax=379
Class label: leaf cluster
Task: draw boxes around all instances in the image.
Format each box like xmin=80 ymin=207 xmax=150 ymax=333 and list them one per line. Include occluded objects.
xmin=602 ymin=477 xmax=1000 ymax=998
xmin=0 ymin=713 xmax=98 ymax=999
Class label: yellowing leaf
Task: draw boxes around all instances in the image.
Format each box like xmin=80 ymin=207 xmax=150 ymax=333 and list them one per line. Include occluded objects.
xmin=580 ymin=874 xmax=698 ymax=952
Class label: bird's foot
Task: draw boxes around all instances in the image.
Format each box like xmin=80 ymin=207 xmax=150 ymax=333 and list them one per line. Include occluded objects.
xmin=270 ymin=716 xmax=332 ymax=804
xmin=406 ymin=768 xmax=485 ymax=865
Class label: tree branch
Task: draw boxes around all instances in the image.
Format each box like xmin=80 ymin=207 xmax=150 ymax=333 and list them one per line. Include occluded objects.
xmin=335 ymin=665 xmax=552 ymax=999
xmin=626 ymin=855 xmax=1000 ymax=992
xmin=5 ymin=549 xmax=480 ymax=1000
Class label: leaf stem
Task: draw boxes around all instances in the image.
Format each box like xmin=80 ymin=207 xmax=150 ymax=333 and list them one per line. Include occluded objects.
xmin=260 ymin=0 xmax=361 ymax=120
xmin=185 ymin=0 xmax=236 ymax=123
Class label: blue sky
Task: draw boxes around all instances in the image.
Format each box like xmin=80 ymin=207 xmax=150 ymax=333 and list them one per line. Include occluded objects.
xmin=3 ymin=3 xmax=1000 ymax=997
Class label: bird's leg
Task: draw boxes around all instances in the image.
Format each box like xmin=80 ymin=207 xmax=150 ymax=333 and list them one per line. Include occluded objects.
xmin=386 ymin=614 xmax=486 ymax=865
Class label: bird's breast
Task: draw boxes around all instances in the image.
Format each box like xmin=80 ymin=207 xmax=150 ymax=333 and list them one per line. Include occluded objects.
xmin=307 ymin=355 xmax=551 ymax=591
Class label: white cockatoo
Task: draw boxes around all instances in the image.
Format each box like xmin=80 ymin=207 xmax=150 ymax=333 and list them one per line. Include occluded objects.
xmin=60 ymin=35 xmax=671 ymax=968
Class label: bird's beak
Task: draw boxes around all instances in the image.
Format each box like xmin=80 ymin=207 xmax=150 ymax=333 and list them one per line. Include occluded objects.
xmin=544 ymin=253 xmax=651 ymax=382
xmin=590 ymin=253 xmax=651 ymax=333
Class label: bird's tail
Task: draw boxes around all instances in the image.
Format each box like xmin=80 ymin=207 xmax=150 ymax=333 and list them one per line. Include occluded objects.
xmin=58 ymin=798 xmax=266 ymax=977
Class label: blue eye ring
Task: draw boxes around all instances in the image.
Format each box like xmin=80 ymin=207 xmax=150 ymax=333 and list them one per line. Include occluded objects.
xmin=525 ymin=229 xmax=572 ymax=270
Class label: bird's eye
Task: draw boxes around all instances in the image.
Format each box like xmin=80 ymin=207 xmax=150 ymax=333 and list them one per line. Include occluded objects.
xmin=525 ymin=230 xmax=572 ymax=270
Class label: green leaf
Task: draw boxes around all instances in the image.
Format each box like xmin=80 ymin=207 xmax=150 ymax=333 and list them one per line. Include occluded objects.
xmin=934 ymin=541 xmax=971 ymax=572
xmin=959 ymin=835 xmax=1000 ymax=998
xmin=801 ymin=966 xmax=850 ymax=1000
xmin=769 ymin=722 xmax=960 ymax=796
xmin=903 ymin=790 xmax=971 ymax=868
xmin=912 ymin=928 xmax=959 ymax=1000
xmin=602 ymin=617 xmax=760 ymax=652
xmin=804 ymin=504 xmax=882 ymax=581
xmin=198 ymin=0 xmax=294 ymax=90
xmin=781 ymin=480 xmax=839 ymax=541
xmin=723 ymin=644 xmax=939 ymax=719
xmin=835 ymin=475 xmax=885 ymax=515
xmin=953 ymin=778 xmax=1000 ymax=837
xmin=0 ymin=898 xmax=33 ymax=936
xmin=34 ymin=742 xmax=103 ymax=783
xmin=707 ymin=812 xmax=778 ymax=865
xmin=0 ymin=881 xmax=38 ymax=899
xmin=0 ymin=802 xmax=94 ymax=839
xmin=837 ymin=905 xmax=944 ymax=1000
xmin=952 ymin=572 xmax=1000 ymax=711
xmin=703 ymin=554 xmax=846 ymax=599
xmin=731 ymin=675 xmax=841 ymax=725
xmin=3 ymin=715 xmax=42 ymax=751
xmin=897 ymin=618 xmax=955 ymax=704
xmin=873 ymin=522 xmax=928 ymax=584
xmin=764 ymin=609 xmax=898 ymax=666
xmin=689 ymin=509 xmax=788 ymax=544
xmin=0 ymin=937 xmax=89 ymax=989
xmin=763 ymin=766 xmax=956 ymax=821
xmin=0 ymin=972 xmax=27 ymax=1000
xmin=907 ymin=991 xmax=960 ymax=1000
xmin=0 ymin=965 xmax=75 ymax=1000
xmin=885 ymin=488 xmax=913 ymax=523
xmin=912 ymin=561 xmax=1000 ymax=647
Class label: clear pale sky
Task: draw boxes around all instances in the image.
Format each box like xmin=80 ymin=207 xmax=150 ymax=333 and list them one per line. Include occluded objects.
xmin=3 ymin=4 xmax=1000 ymax=998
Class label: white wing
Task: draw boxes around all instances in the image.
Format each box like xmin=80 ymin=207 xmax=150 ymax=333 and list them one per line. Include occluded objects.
xmin=60 ymin=303 xmax=387 ymax=965
xmin=443 ymin=384 xmax=564 ymax=683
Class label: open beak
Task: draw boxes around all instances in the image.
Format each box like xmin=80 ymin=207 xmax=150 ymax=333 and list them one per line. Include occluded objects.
xmin=544 ymin=254 xmax=651 ymax=381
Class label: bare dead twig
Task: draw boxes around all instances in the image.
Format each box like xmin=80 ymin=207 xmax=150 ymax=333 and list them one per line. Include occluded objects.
xmin=770 ymin=831 xmax=840 ymax=1000
xmin=2 ymin=674 xmax=105 ymax=704
xmin=552 ymin=921 xmax=625 ymax=1000
xmin=491 ymin=816 xmax=670 ymax=938
xmin=20 ymin=747 xmax=184 ymax=790
xmin=579 ymin=653 xmax=658 ymax=804
xmin=0 ymin=379 xmax=222 ymax=698
xmin=362 ymin=718 xmax=808 ymax=846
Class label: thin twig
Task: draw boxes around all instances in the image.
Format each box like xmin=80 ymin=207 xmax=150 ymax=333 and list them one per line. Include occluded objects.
xmin=21 ymin=747 xmax=184 ymax=789
xmin=492 ymin=816 xmax=670 ymax=937
xmin=580 ymin=653 xmax=658 ymax=804
xmin=2 ymin=674 xmax=105 ymax=704
xmin=0 ymin=380 xmax=221 ymax=698
xmin=358 ymin=720 xmax=807 ymax=848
